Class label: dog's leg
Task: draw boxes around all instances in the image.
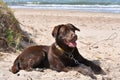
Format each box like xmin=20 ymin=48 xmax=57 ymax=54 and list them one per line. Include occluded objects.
xmin=80 ymin=59 xmax=106 ymax=75
xmin=25 ymin=58 xmax=44 ymax=72
xmin=50 ymin=63 xmax=69 ymax=72
xmin=82 ymin=60 xmax=104 ymax=74
xmin=49 ymin=55 xmax=70 ymax=72
xmin=11 ymin=57 xmax=20 ymax=74
xmin=73 ymin=66 xmax=97 ymax=79
xmin=74 ymin=48 xmax=104 ymax=74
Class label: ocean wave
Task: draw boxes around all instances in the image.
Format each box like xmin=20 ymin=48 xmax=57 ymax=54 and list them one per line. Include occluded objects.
xmin=10 ymin=4 xmax=120 ymax=8
xmin=4 ymin=0 xmax=120 ymax=5
xmin=3 ymin=0 xmax=120 ymax=13
xmin=9 ymin=4 xmax=120 ymax=13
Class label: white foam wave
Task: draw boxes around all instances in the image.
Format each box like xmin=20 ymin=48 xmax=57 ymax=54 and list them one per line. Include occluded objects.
xmin=10 ymin=4 xmax=120 ymax=13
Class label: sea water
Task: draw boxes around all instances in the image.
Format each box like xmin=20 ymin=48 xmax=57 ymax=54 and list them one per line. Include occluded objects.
xmin=3 ymin=0 xmax=120 ymax=13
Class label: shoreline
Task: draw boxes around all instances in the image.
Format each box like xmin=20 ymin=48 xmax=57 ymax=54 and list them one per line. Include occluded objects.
xmin=9 ymin=5 xmax=120 ymax=14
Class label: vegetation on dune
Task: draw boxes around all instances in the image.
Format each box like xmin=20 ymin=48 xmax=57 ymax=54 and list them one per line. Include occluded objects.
xmin=0 ymin=0 xmax=35 ymax=52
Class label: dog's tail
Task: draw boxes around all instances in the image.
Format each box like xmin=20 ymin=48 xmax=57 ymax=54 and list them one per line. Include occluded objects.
xmin=10 ymin=57 xmax=20 ymax=74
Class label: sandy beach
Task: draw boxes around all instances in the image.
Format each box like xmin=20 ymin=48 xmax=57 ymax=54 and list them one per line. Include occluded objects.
xmin=0 ymin=8 xmax=120 ymax=80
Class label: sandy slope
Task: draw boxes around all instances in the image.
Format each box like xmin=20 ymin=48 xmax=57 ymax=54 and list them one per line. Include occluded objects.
xmin=0 ymin=8 xmax=120 ymax=80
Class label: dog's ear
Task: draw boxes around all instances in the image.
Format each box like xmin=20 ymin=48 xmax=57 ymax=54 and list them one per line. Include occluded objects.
xmin=52 ymin=24 xmax=62 ymax=38
xmin=66 ymin=23 xmax=80 ymax=31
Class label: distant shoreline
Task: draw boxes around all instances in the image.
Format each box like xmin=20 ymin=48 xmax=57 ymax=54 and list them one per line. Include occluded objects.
xmin=7 ymin=4 xmax=120 ymax=14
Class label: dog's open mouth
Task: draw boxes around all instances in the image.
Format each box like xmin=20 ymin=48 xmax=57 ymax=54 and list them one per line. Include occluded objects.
xmin=64 ymin=40 xmax=77 ymax=47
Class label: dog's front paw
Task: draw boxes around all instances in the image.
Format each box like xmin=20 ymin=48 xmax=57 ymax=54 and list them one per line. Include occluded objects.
xmin=91 ymin=64 xmax=103 ymax=74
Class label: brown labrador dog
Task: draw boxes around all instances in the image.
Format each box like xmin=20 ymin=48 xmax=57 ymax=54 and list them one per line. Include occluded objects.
xmin=11 ymin=23 xmax=104 ymax=79
xmin=11 ymin=45 xmax=49 ymax=74
xmin=48 ymin=23 xmax=105 ymax=79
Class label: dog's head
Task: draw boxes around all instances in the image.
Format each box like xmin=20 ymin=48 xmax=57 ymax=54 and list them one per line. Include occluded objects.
xmin=52 ymin=23 xmax=80 ymax=48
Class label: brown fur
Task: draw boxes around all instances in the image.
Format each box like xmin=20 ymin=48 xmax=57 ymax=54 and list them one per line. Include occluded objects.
xmin=11 ymin=45 xmax=49 ymax=74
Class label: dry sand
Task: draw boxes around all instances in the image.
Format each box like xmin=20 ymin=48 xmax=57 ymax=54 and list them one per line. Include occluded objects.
xmin=0 ymin=8 xmax=120 ymax=80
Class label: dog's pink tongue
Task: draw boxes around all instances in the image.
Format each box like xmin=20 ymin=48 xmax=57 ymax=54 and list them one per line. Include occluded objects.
xmin=69 ymin=42 xmax=77 ymax=47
